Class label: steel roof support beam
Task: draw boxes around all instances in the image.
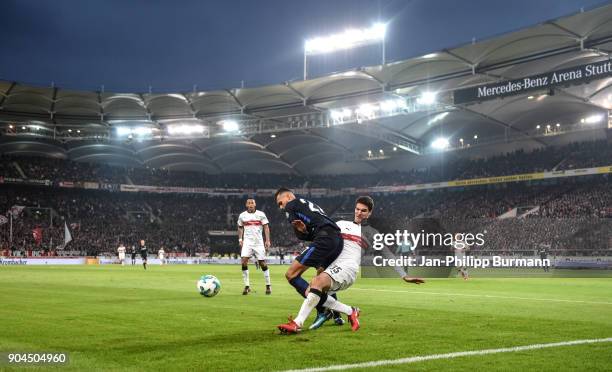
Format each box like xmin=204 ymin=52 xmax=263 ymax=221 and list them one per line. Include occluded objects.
xmin=336 ymin=124 xmax=421 ymax=154
xmin=225 ymin=89 xmax=245 ymax=114
xmin=456 ymin=105 xmax=548 ymax=146
xmin=0 ymin=82 xmax=16 ymax=107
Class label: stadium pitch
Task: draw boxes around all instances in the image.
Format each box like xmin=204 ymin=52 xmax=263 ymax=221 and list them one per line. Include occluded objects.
xmin=1 ymin=265 xmax=611 ymax=371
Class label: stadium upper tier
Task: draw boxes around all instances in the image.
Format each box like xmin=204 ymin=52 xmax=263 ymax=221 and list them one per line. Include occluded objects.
xmin=1 ymin=139 xmax=611 ymax=189
xmin=2 ymin=5 xmax=612 ymax=174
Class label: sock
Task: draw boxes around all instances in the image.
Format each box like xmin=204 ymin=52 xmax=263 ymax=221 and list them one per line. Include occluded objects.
xmin=316 ymin=292 xmax=337 ymax=314
xmin=288 ymin=276 xmax=309 ymax=298
xmin=242 ymin=269 xmax=250 ymax=287
xmin=329 ymin=294 xmax=342 ymax=319
xmin=262 ymin=267 xmax=271 ymax=286
xmin=294 ymin=288 xmax=325 ymax=327
xmin=323 ymin=296 xmax=353 ymax=315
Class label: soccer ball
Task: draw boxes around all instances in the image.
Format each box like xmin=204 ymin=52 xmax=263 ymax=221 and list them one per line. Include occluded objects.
xmin=197 ymin=275 xmax=221 ymax=297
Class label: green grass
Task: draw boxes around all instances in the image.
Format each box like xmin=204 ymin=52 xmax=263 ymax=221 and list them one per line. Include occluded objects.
xmin=0 ymin=265 xmax=611 ymax=371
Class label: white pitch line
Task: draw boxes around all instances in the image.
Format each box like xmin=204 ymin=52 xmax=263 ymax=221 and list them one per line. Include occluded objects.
xmin=281 ymin=337 xmax=612 ymax=372
xmin=351 ymin=288 xmax=612 ymax=305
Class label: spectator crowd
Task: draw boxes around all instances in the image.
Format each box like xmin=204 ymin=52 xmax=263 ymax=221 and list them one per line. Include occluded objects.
xmin=0 ymin=138 xmax=610 ymax=258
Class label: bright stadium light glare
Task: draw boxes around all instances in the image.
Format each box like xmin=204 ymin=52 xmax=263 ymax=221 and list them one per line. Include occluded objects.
xmin=584 ymin=114 xmax=604 ymax=124
xmin=356 ymin=103 xmax=379 ymax=119
xmin=167 ymin=124 xmax=205 ymax=135
xmin=116 ymin=127 xmax=132 ymax=136
xmin=116 ymin=126 xmax=153 ymax=137
xmin=380 ymin=99 xmax=406 ymax=113
xmin=331 ymin=109 xmax=352 ymax=121
xmin=417 ymin=91 xmax=437 ymax=105
xmin=133 ymin=127 xmax=152 ymax=136
xmin=304 ymin=23 xmax=387 ymax=55
xmin=220 ymin=120 xmax=239 ymax=132
xmin=431 ymin=137 xmax=450 ymax=150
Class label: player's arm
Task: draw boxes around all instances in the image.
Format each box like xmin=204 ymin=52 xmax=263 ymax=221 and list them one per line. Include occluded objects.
xmin=263 ymin=224 xmax=271 ymax=249
xmin=237 ymin=216 xmax=244 ymax=248
xmin=260 ymin=213 xmax=271 ymax=249
xmin=383 ymin=243 xmax=425 ymax=284
xmin=285 ymin=201 xmax=312 ymax=241
xmin=293 ymin=223 xmax=313 ymax=240
xmin=365 ymin=225 xmax=425 ymax=285
xmin=237 ymin=226 xmax=244 ymax=247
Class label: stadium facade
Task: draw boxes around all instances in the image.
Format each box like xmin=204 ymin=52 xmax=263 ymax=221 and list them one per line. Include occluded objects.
xmin=0 ymin=4 xmax=611 ymax=176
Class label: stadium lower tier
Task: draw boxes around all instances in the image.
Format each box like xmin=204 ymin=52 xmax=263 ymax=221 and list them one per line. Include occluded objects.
xmin=0 ymin=175 xmax=610 ymax=256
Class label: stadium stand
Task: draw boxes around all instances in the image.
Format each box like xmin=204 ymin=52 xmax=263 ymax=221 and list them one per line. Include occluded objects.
xmin=2 ymin=139 xmax=611 ymax=188
xmin=1 ymin=143 xmax=609 ymax=257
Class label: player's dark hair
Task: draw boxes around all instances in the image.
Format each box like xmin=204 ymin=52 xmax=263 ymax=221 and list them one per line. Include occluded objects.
xmin=355 ymin=196 xmax=374 ymax=211
xmin=274 ymin=187 xmax=292 ymax=200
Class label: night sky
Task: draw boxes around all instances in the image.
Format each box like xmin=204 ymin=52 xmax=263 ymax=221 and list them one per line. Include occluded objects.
xmin=1 ymin=0 xmax=609 ymax=93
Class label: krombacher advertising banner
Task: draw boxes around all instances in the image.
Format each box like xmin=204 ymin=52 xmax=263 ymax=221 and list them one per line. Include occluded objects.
xmin=453 ymin=59 xmax=612 ymax=104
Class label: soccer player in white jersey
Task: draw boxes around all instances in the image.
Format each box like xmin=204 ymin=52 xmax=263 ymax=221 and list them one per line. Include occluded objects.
xmin=117 ymin=243 xmax=126 ymax=266
xmin=237 ymin=198 xmax=272 ymax=295
xmin=158 ymin=247 xmax=165 ymax=266
xmin=453 ymin=233 xmax=469 ymax=280
xmin=278 ymin=196 xmax=424 ymax=334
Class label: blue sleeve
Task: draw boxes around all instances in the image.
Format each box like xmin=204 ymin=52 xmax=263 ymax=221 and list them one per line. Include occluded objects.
xmin=285 ymin=200 xmax=314 ymax=241
xmin=285 ymin=200 xmax=300 ymax=222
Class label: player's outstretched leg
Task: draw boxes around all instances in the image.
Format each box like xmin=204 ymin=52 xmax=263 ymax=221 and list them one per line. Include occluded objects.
xmin=241 ymin=257 xmax=250 ymax=295
xmin=278 ymin=288 xmax=327 ymax=334
xmin=331 ymin=293 xmax=344 ymax=325
xmin=320 ymin=296 xmax=360 ymax=331
xmin=285 ymin=260 xmax=309 ymax=298
xmin=259 ymin=260 xmax=271 ymax=295
xmin=311 ymin=293 xmax=344 ymax=329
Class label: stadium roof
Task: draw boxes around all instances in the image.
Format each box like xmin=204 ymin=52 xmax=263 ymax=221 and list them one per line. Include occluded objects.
xmin=1 ymin=4 xmax=612 ymax=175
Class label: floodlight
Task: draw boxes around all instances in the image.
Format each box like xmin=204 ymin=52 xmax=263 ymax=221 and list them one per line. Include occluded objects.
xmin=356 ymin=103 xmax=378 ymax=118
xmin=116 ymin=127 xmax=132 ymax=136
xmin=584 ymin=114 xmax=603 ymax=124
xmin=417 ymin=92 xmax=437 ymax=105
xmin=167 ymin=124 xmax=205 ymax=135
xmin=431 ymin=137 xmax=449 ymax=149
xmin=305 ymin=23 xmax=387 ymax=55
xmin=220 ymin=120 xmax=239 ymax=132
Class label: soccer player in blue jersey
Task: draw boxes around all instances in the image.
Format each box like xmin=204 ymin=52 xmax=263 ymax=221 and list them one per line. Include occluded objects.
xmin=275 ymin=188 xmax=344 ymax=303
